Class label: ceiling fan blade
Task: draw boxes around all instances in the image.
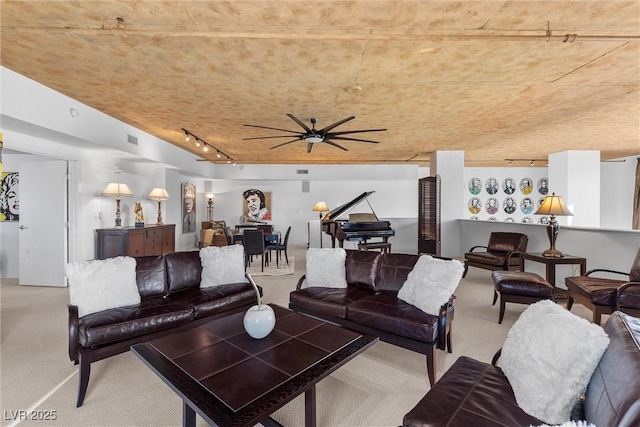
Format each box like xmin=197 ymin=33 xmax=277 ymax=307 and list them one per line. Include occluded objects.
xmin=270 ymin=138 xmax=303 ymax=149
xmin=330 ymin=136 xmax=380 ymax=144
xmin=307 ymin=143 xmax=314 ymax=153
xmin=287 ymin=114 xmax=312 ymax=133
xmin=243 ymin=123 xmax=300 ymax=134
xmin=243 ymin=134 xmax=303 ymax=140
xmin=328 ymin=128 xmax=387 ymax=136
xmin=324 ymin=141 xmax=349 ymax=151
xmin=318 ymin=116 xmax=355 ymax=134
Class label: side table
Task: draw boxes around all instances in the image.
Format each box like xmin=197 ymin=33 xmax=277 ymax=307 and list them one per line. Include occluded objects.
xmin=522 ymin=252 xmax=587 ymax=288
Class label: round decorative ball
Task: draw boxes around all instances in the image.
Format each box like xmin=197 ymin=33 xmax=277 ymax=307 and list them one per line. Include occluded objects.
xmin=243 ymin=304 xmax=276 ymax=339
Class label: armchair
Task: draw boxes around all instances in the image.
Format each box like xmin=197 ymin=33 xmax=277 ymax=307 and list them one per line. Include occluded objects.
xmin=566 ymin=248 xmax=640 ymax=324
xmin=463 ymin=232 xmax=528 ymax=278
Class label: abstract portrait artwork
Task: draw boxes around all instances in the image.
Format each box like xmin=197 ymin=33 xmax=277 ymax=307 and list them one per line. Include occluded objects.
xmin=182 ymin=182 xmax=196 ymax=233
xmin=242 ymin=189 xmax=272 ymax=222
xmin=0 ymin=171 xmax=19 ymax=221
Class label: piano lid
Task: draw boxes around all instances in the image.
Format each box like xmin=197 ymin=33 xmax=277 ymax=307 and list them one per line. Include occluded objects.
xmin=322 ymin=191 xmax=376 ymax=222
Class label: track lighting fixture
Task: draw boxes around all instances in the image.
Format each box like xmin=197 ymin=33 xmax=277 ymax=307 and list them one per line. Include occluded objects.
xmin=504 ymin=158 xmax=546 ymax=166
xmin=181 ymin=128 xmax=235 ymax=164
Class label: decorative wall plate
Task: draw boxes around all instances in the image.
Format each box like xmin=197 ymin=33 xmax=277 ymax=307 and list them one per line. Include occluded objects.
xmin=470 ymin=216 xmax=479 ymax=220
xmin=503 ymin=197 xmax=516 ymax=214
xmin=520 ymin=178 xmax=533 ymax=195
xmin=488 ymin=216 xmax=497 ymax=221
xmin=537 ymin=178 xmax=549 ymax=195
xmin=469 ymin=177 xmax=482 ymax=195
xmin=520 ymin=197 xmax=534 ymax=214
xmin=521 ymin=217 xmax=532 ymax=223
xmin=538 ymin=216 xmax=549 ymax=224
xmin=485 ymin=177 xmax=499 ymax=195
xmin=485 ymin=197 xmax=499 ymax=214
xmin=503 ymin=177 xmax=516 ymax=194
xmin=539 ymin=197 xmax=545 ymax=207
xmin=468 ymin=197 xmax=482 ymax=214
xmin=504 ymin=217 xmax=514 ymax=222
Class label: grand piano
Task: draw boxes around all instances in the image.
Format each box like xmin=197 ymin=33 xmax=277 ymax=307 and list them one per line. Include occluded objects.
xmin=322 ymin=191 xmax=395 ymax=248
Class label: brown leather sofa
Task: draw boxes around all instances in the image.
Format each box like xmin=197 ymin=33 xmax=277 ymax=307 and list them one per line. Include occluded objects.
xmin=566 ymin=248 xmax=640 ymax=324
xmin=402 ymin=311 xmax=640 ymax=427
xmin=68 ymin=250 xmax=260 ymax=407
xmin=289 ymin=250 xmax=456 ymax=387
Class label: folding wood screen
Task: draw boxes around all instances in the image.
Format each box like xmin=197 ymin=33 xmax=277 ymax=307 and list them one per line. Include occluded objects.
xmin=418 ymin=176 xmax=441 ymax=256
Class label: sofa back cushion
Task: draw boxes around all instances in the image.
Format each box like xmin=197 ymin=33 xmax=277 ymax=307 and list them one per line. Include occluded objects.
xmin=135 ymin=255 xmax=167 ymax=297
xmin=584 ymin=311 xmax=640 ymax=427
xmin=487 ymin=232 xmax=528 ymax=253
xmin=375 ymin=253 xmax=420 ymax=293
xmin=345 ymin=249 xmax=382 ymax=290
xmin=165 ymin=250 xmax=202 ymax=293
xmin=629 ymin=247 xmax=640 ymax=282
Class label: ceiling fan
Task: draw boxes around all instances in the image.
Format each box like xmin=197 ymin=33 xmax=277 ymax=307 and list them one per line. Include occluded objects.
xmin=243 ymin=114 xmax=387 ymax=153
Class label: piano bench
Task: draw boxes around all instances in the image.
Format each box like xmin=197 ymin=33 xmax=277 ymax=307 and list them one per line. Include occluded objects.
xmin=358 ymin=241 xmax=392 ymax=253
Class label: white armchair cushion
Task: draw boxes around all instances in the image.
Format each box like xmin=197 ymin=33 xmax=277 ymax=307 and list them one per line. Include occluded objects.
xmin=200 ymin=245 xmax=246 ymax=288
xmin=305 ymin=248 xmax=348 ymax=288
xmin=65 ymin=256 xmax=140 ymax=318
xmin=397 ymin=255 xmax=464 ymax=315
xmin=501 ymin=300 xmax=610 ymax=425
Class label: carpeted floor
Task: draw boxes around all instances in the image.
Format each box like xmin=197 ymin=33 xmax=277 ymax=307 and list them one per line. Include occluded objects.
xmin=0 ymin=245 xmax=599 ymax=427
xmin=247 ymin=256 xmax=295 ymax=276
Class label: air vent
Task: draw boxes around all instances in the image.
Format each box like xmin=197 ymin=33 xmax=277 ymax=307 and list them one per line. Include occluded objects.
xmin=296 ymin=169 xmax=309 ymax=175
xmin=127 ymin=134 xmax=138 ymax=145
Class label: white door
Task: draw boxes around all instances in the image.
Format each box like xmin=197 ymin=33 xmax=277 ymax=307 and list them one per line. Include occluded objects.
xmin=18 ymin=160 xmax=68 ymax=286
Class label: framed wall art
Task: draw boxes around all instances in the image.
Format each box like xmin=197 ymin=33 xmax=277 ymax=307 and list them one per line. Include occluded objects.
xmin=182 ymin=182 xmax=196 ymax=233
xmin=0 ymin=171 xmax=19 ymax=221
xmin=242 ymin=188 xmax=272 ymax=221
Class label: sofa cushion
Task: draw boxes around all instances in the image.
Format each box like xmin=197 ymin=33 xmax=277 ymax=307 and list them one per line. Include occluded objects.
xmin=66 ymin=256 xmax=141 ymax=318
xmin=565 ymin=276 xmax=625 ymax=305
xmin=78 ymin=296 xmax=194 ymax=348
xmin=347 ymin=293 xmax=439 ymax=342
xmin=345 ymin=249 xmax=382 ymax=290
xmin=500 ymin=300 xmax=610 ymax=425
xmin=135 ymin=255 xmax=167 ymax=297
xmin=397 ymin=255 xmax=464 ymax=315
xmin=199 ymin=245 xmax=246 ymax=288
xmin=493 ymin=271 xmax=554 ymax=298
xmin=306 ymin=248 xmax=348 ymax=288
xmin=290 ymin=287 xmax=375 ymax=319
xmin=374 ymin=253 xmax=420 ymax=293
xmin=618 ymin=283 xmax=640 ymax=309
xmin=166 ymin=282 xmax=257 ymax=319
xmin=465 ymin=251 xmax=522 ymax=268
xmin=165 ymin=250 xmax=202 ymax=293
xmin=402 ymin=356 xmax=543 ymax=427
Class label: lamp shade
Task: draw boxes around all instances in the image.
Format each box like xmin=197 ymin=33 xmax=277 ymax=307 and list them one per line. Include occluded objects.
xmin=148 ymin=188 xmax=170 ymax=201
xmin=101 ymin=182 xmax=133 ymax=197
xmin=534 ymin=193 xmax=573 ymax=217
xmin=312 ymin=201 xmax=329 ymax=212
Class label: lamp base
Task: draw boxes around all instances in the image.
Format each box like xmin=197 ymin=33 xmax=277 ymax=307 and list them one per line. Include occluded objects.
xmin=542 ymin=248 xmax=564 ymax=258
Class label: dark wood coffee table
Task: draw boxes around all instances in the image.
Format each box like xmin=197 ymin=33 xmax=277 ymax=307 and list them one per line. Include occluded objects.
xmin=131 ymin=304 xmax=377 ymax=427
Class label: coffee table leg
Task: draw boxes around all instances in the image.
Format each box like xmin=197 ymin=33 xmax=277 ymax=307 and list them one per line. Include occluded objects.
xmin=305 ymin=384 xmax=317 ymax=427
xmin=183 ymin=401 xmax=196 ymax=427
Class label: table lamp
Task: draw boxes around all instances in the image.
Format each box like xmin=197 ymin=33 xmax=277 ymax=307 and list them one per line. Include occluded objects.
xmin=148 ymin=188 xmax=170 ymax=225
xmin=101 ymin=182 xmax=133 ymax=228
xmin=534 ymin=192 xmax=573 ymax=258
xmin=312 ymin=201 xmax=329 ymax=248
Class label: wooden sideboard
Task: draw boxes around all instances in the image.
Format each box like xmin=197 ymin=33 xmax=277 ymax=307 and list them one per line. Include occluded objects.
xmin=96 ymin=224 xmax=175 ymax=259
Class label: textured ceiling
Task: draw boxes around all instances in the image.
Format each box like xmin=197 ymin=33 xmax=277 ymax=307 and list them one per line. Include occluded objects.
xmin=2 ymin=1 xmax=639 ymax=166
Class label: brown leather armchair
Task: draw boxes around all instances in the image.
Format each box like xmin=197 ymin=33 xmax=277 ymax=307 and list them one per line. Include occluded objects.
xmin=566 ymin=248 xmax=640 ymax=324
xmin=463 ymin=232 xmax=528 ymax=278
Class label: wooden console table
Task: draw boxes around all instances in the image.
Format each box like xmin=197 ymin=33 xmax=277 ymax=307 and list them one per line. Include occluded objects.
xmin=522 ymin=252 xmax=587 ymax=287
xmin=96 ymin=224 xmax=175 ymax=259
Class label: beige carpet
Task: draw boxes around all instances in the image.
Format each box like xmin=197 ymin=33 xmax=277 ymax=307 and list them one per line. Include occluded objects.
xmin=247 ymin=256 xmax=295 ymax=276
xmin=0 ymin=245 xmax=599 ymax=427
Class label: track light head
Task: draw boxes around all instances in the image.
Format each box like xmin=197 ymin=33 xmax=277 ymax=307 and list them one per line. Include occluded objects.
xmin=216 ymin=151 xmax=222 ymax=158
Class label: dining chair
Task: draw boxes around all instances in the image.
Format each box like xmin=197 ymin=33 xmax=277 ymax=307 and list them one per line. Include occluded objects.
xmin=267 ymin=226 xmax=291 ymax=266
xmin=243 ymin=230 xmax=269 ymax=272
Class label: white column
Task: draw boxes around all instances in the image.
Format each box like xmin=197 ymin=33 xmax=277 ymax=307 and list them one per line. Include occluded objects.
xmin=432 ymin=151 xmax=465 ymax=257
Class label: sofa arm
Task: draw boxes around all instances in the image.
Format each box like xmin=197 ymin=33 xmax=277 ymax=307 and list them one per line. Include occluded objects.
xmin=491 ymin=348 xmax=502 ymax=366
xmin=295 ymin=274 xmax=307 ymax=290
xmin=437 ymin=298 xmax=453 ymax=351
xmin=468 ymin=245 xmax=488 ymax=252
xmin=585 ymin=268 xmax=630 ymax=277
xmin=68 ymin=304 xmax=80 ymax=363
xmin=616 ymin=282 xmax=640 ymax=311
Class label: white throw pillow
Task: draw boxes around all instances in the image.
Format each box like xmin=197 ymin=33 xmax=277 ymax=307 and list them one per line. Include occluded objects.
xmin=305 ymin=248 xmax=348 ymax=288
xmin=65 ymin=256 xmax=140 ymax=318
xmin=397 ymin=255 xmax=464 ymax=315
xmin=200 ymin=245 xmax=246 ymax=288
xmin=501 ymin=300 xmax=610 ymax=425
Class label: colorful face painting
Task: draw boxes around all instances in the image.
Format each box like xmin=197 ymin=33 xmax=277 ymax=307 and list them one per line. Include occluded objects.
xmin=520 ymin=197 xmax=534 ymax=214
xmin=503 ymin=197 xmax=516 ymax=214
xmin=485 ymin=197 xmax=499 ymax=215
xmin=485 ymin=178 xmax=499 ymax=195
xmin=468 ymin=197 xmax=482 ymax=214
xmin=468 ymin=177 xmax=482 ymax=195
xmin=537 ymin=178 xmax=549 ymax=195
xmin=520 ymin=178 xmax=533 ymax=195
xmin=503 ymin=177 xmax=516 ymax=195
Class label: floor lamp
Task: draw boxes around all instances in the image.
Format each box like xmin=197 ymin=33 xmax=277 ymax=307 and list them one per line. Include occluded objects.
xmin=101 ymin=182 xmax=133 ymax=228
xmin=148 ymin=188 xmax=170 ymax=225
xmin=534 ymin=192 xmax=573 ymax=258
xmin=312 ymin=201 xmax=329 ymax=248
